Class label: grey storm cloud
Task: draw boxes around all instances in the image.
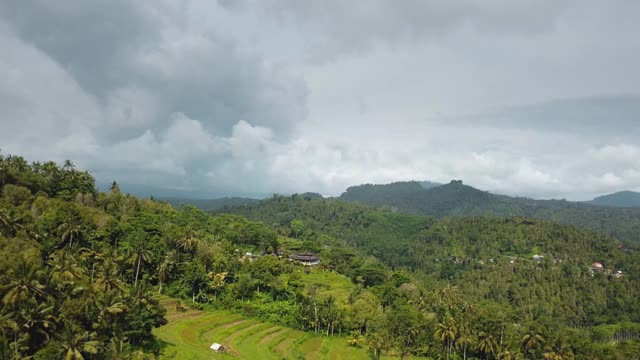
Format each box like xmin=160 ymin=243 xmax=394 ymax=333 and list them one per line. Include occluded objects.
xmin=0 ymin=0 xmax=639 ymax=200
xmin=220 ymin=0 xmax=575 ymax=62
xmin=0 ymin=0 xmax=306 ymax=140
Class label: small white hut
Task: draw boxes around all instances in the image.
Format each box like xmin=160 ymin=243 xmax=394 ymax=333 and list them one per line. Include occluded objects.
xmin=210 ymin=343 xmax=225 ymax=352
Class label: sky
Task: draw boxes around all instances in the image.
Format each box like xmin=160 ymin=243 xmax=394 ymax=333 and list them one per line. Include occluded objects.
xmin=1 ymin=0 xmax=639 ymax=200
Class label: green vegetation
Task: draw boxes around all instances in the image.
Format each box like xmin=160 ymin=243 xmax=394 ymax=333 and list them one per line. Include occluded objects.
xmin=589 ymin=190 xmax=640 ymax=208
xmin=164 ymin=197 xmax=260 ymax=212
xmin=226 ymin=194 xmax=640 ymax=358
xmin=1 ymin=153 xmax=639 ymax=359
xmin=154 ymin=295 xmax=377 ymax=360
xmin=338 ymin=180 xmax=640 ymax=243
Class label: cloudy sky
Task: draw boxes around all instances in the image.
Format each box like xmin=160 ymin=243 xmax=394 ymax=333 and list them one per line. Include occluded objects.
xmin=1 ymin=0 xmax=639 ymax=200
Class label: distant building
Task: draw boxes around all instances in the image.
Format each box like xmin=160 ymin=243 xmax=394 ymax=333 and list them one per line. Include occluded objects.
xmin=532 ymin=254 xmax=545 ymax=262
xmin=290 ymin=252 xmax=320 ymax=266
xmin=243 ymin=252 xmax=259 ymax=262
xmin=210 ymin=343 xmax=225 ymax=352
xmin=592 ymin=262 xmax=604 ymax=269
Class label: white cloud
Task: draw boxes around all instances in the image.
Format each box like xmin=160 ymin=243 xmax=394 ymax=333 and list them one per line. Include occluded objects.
xmin=1 ymin=1 xmax=640 ymax=200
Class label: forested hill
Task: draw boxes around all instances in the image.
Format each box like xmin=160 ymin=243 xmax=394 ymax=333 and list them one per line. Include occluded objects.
xmin=588 ymin=190 xmax=640 ymax=208
xmin=222 ymin=196 xmax=640 ymax=339
xmin=339 ymin=180 xmax=640 ymax=243
xmin=222 ymin=194 xmax=638 ymax=270
xmin=3 ymin=154 xmax=640 ymax=358
xmin=164 ymin=196 xmax=260 ymax=211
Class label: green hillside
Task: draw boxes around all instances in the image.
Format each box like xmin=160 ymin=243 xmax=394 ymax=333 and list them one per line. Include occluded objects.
xmin=339 ymin=180 xmax=640 ymax=243
xmin=154 ymin=295 xmax=379 ymax=360
xmin=164 ymin=197 xmax=260 ymax=212
xmin=589 ymin=191 xmax=640 ymax=208
xmin=2 ymin=154 xmax=640 ymax=359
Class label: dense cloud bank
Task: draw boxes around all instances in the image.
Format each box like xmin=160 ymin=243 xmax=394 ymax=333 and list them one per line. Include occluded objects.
xmin=0 ymin=0 xmax=639 ymax=199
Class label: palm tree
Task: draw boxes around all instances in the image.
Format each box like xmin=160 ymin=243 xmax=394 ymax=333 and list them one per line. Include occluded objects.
xmin=521 ymin=331 xmax=545 ymax=357
xmin=0 ymin=312 xmax=20 ymax=359
xmin=543 ymin=340 xmax=575 ymax=360
xmin=478 ymin=331 xmax=499 ymax=359
xmin=435 ymin=317 xmax=458 ymax=355
xmin=128 ymin=239 xmax=151 ymax=289
xmin=15 ymin=301 xmax=56 ymax=343
xmin=48 ymin=250 xmax=85 ymax=286
xmin=497 ymin=349 xmax=525 ymax=360
xmin=79 ymin=247 xmax=104 ymax=283
xmin=157 ymin=250 xmax=178 ymax=294
xmin=93 ymin=292 xmax=129 ymax=336
xmin=54 ymin=322 xmax=100 ymax=360
xmin=456 ymin=327 xmax=477 ymax=360
xmin=0 ymin=208 xmax=24 ymax=237
xmin=58 ymin=221 xmax=82 ymax=248
xmin=1 ymin=260 xmax=46 ymax=309
xmin=92 ymin=259 xmax=125 ymax=294
xmin=177 ymin=230 xmax=200 ymax=253
xmin=63 ymin=160 xmax=75 ymax=171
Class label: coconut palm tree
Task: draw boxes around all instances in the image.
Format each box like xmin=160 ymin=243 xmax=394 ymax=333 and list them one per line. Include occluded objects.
xmin=92 ymin=259 xmax=125 ymax=294
xmin=456 ymin=327 xmax=477 ymax=360
xmin=48 ymin=250 xmax=85 ymax=287
xmin=177 ymin=230 xmax=200 ymax=253
xmin=521 ymin=331 xmax=545 ymax=357
xmin=0 ymin=208 xmax=24 ymax=237
xmin=128 ymin=239 xmax=151 ymax=289
xmin=478 ymin=331 xmax=499 ymax=359
xmin=543 ymin=339 xmax=575 ymax=360
xmin=157 ymin=250 xmax=178 ymax=294
xmin=15 ymin=301 xmax=56 ymax=343
xmin=54 ymin=322 xmax=100 ymax=360
xmin=79 ymin=247 xmax=105 ymax=283
xmin=58 ymin=221 xmax=82 ymax=248
xmin=435 ymin=317 xmax=458 ymax=355
xmin=497 ymin=349 xmax=525 ymax=360
xmin=1 ymin=260 xmax=46 ymax=309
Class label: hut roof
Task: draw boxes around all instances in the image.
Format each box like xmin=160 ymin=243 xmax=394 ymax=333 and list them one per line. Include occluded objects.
xmin=292 ymin=252 xmax=319 ymax=261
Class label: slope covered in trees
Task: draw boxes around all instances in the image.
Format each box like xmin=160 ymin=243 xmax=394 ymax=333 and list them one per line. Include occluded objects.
xmin=225 ymin=195 xmax=640 ymax=357
xmin=164 ymin=196 xmax=260 ymax=211
xmin=588 ymin=191 xmax=640 ymax=208
xmin=2 ymin=154 xmax=640 ymax=359
xmin=339 ymin=180 xmax=640 ymax=243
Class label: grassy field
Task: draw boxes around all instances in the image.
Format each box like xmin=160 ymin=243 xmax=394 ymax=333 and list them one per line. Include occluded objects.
xmin=153 ymin=296 xmax=373 ymax=359
xmin=282 ymin=269 xmax=356 ymax=307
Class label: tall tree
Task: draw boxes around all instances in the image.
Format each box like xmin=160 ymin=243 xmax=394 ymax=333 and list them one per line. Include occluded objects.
xmin=58 ymin=221 xmax=82 ymax=248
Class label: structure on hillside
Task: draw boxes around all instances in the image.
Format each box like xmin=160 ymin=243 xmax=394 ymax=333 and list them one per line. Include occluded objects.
xmin=590 ymin=262 xmax=604 ymax=276
xmin=532 ymin=254 xmax=545 ymax=262
xmin=290 ymin=252 xmax=320 ymax=266
xmin=210 ymin=343 xmax=225 ymax=352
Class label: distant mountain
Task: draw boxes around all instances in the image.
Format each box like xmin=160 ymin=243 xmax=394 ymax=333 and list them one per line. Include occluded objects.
xmin=338 ymin=180 xmax=640 ymax=243
xmin=418 ymin=181 xmax=442 ymax=189
xmin=589 ymin=191 xmax=640 ymax=208
xmin=164 ymin=197 xmax=260 ymax=211
xmin=165 ymin=192 xmax=324 ymax=211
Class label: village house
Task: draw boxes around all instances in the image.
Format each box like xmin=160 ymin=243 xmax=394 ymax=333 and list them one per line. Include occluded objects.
xmin=290 ymin=252 xmax=320 ymax=266
xmin=590 ymin=262 xmax=604 ymax=276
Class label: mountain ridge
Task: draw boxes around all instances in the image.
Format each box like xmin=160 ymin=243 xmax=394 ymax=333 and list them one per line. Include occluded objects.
xmin=588 ymin=190 xmax=640 ymax=208
xmin=335 ymin=180 xmax=640 ymax=243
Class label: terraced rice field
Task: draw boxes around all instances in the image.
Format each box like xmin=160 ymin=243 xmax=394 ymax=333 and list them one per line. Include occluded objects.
xmin=153 ymin=297 xmax=372 ymax=359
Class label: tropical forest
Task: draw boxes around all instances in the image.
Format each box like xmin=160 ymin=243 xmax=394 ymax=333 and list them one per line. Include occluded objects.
xmin=1 ymin=154 xmax=639 ymax=359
